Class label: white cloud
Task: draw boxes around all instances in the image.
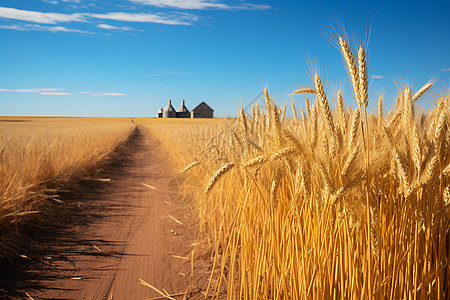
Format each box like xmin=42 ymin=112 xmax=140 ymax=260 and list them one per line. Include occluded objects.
xmin=132 ymin=0 xmax=228 ymax=9
xmin=43 ymin=0 xmax=82 ymax=3
xmin=130 ymin=0 xmax=270 ymax=10
xmin=40 ymin=91 xmax=71 ymax=95
xmin=0 ymin=88 xmax=59 ymax=93
xmin=0 ymin=6 xmax=197 ymax=28
xmin=372 ymin=75 xmax=385 ymax=79
xmin=0 ymin=88 xmax=71 ymax=95
xmin=97 ymin=23 xmax=137 ymax=31
xmin=89 ymin=12 xmax=197 ymax=25
xmin=0 ymin=6 xmax=85 ymax=24
xmin=0 ymin=23 xmax=91 ymax=33
xmin=81 ymin=91 xmax=126 ymax=96
xmin=441 ymin=68 xmax=450 ymax=72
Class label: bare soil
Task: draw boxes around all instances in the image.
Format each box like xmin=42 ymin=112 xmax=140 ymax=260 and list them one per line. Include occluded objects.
xmin=0 ymin=127 xmax=214 ymax=299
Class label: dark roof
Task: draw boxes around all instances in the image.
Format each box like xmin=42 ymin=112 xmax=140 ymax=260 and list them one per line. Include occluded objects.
xmin=192 ymin=101 xmax=214 ymax=112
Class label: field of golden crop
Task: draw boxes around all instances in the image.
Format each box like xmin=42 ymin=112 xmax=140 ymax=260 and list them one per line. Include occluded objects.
xmin=0 ymin=117 xmax=135 ymax=259
xmin=1 ymin=38 xmax=448 ymax=298
xmin=144 ymin=40 xmax=450 ymax=298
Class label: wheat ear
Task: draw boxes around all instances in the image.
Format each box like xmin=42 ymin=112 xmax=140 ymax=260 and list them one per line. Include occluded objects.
xmin=412 ymin=83 xmax=432 ymax=102
xmin=358 ymin=46 xmax=368 ymax=108
xmin=314 ymin=73 xmax=335 ymax=136
xmin=180 ymin=161 xmax=201 ymax=174
xmin=435 ymin=109 xmax=447 ymax=157
xmin=244 ymin=147 xmax=296 ymax=168
xmin=377 ymin=96 xmax=383 ymax=131
xmin=291 ymin=101 xmax=298 ymax=120
xmin=339 ymin=37 xmax=360 ymax=105
xmin=349 ymin=107 xmax=361 ymax=149
xmin=293 ymin=88 xmax=316 ymax=94
xmin=337 ymin=91 xmax=346 ymax=132
xmin=205 ymin=162 xmax=235 ymax=194
xmin=305 ymin=97 xmax=311 ymax=117
xmin=403 ymin=88 xmax=421 ymax=175
xmin=300 ymin=108 xmax=306 ymax=123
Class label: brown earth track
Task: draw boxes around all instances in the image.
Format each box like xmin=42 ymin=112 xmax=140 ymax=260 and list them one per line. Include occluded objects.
xmin=0 ymin=127 xmax=213 ymax=300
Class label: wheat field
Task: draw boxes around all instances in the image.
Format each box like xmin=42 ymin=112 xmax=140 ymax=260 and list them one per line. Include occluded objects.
xmin=0 ymin=117 xmax=135 ymax=259
xmin=151 ymin=39 xmax=449 ymax=299
xmin=1 ymin=38 xmax=447 ymax=298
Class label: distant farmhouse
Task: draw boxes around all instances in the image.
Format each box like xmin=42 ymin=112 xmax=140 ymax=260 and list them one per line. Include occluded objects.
xmin=157 ymin=100 xmax=214 ymax=118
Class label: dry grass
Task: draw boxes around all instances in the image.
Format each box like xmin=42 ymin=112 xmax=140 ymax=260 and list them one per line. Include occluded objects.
xmin=150 ymin=40 xmax=449 ymax=298
xmin=0 ymin=117 xmax=135 ymax=259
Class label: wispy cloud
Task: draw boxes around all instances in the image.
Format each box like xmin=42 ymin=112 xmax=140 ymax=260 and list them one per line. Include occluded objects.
xmin=89 ymin=12 xmax=197 ymax=25
xmin=81 ymin=91 xmax=126 ymax=96
xmin=0 ymin=88 xmax=57 ymax=93
xmin=0 ymin=23 xmax=91 ymax=33
xmin=441 ymin=68 xmax=450 ymax=72
xmin=97 ymin=23 xmax=138 ymax=31
xmin=43 ymin=0 xmax=82 ymax=3
xmin=131 ymin=0 xmax=270 ymax=10
xmin=0 ymin=6 xmax=198 ymax=28
xmin=0 ymin=6 xmax=85 ymax=24
xmin=40 ymin=91 xmax=71 ymax=95
xmin=0 ymin=88 xmax=70 ymax=95
xmin=372 ymin=75 xmax=385 ymax=79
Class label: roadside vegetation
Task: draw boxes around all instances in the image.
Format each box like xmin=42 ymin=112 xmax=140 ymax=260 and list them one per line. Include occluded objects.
xmin=0 ymin=117 xmax=135 ymax=260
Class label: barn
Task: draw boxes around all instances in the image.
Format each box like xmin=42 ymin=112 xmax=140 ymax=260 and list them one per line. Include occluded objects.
xmin=190 ymin=102 xmax=214 ymax=118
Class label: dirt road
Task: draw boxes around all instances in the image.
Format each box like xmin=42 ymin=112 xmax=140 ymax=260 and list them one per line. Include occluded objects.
xmin=0 ymin=127 xmax=211 ymax=299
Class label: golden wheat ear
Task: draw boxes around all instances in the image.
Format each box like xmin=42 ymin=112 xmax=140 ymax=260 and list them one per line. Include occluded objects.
xmin=339 ymin=37 xmax=360 ymax=105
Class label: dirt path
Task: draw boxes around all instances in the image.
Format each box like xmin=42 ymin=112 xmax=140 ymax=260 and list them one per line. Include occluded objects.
xmin=0 ymin=127 xmax=211 ymax=299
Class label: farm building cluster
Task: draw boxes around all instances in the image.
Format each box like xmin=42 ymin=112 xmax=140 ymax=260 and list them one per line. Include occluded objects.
xmin=157 ymin=100 xmax=214 ymax=118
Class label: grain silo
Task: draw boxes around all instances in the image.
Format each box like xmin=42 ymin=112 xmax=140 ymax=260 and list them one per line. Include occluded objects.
xmin=156 ymin=107 xmax=163 ymax=118
xmin=162 ymin=99 xmax=176 ymax=118
xmin=176 ymin=100 xmax=190 ymax=118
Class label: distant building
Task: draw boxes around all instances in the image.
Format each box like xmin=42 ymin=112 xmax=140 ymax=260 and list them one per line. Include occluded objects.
xmin=157 ymin=107 xmax=163 ymax=118
xmin=156 ymin=100 xmax=213 ymax=118
xmin=190 ymin=101 xmax=214 ymax=118
xmin=176 ymin=100 xmax=190 ymax=118
xmin=162 ymin=100 xmax=176 ymax=118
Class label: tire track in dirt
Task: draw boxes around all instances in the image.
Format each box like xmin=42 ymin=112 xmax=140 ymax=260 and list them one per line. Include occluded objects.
xmin=0 ymin=127 xmax=212 ymax=299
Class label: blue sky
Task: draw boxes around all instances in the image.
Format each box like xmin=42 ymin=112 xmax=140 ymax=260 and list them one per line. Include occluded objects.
xmin=0 ymin=0 xmax=449 ymax=117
